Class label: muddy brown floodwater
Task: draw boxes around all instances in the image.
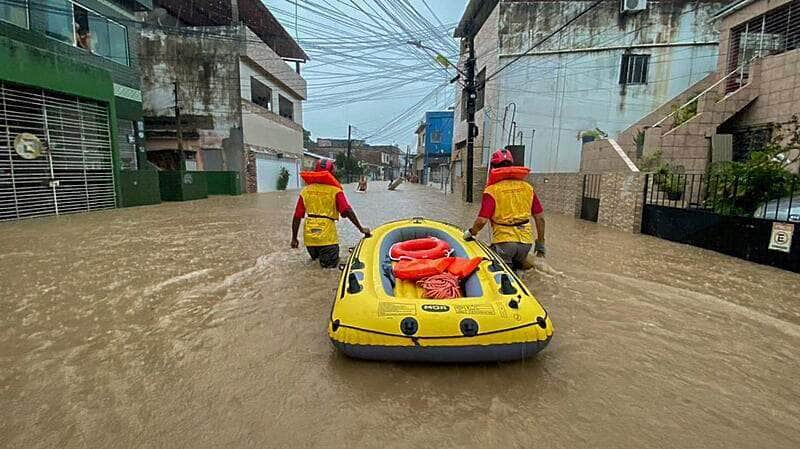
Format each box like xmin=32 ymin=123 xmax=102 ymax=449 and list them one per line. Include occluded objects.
xmin=1 ymin=183 xmax=799 ymax=449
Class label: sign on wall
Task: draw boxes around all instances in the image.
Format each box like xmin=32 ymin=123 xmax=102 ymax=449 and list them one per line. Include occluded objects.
xmin=768 ymin=222 xmax=794 ymax=253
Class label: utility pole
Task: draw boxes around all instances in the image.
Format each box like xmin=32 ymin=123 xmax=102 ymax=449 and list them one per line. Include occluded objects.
xmin=346 ymin=124 xmax=352 ymax=183
xmin=405 ymin=145 xmax=410 ymax=178
xmin=230 ymin=0 xmax=239 ymax=23
xmin=174 ymin=81 xmax=185 ymax=170
xmin=464 ymin=31 xmax=477 ymax=203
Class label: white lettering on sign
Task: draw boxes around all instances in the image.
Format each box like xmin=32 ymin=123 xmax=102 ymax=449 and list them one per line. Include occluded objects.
xmin=768 ymin=222 xmax=794 ymax=253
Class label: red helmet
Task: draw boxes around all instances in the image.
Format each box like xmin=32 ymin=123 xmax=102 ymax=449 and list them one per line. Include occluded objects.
xmin=315 ymin=159 xmax=336 ymax=174
xmin=490 ymin=149 xmax=514 ymax=166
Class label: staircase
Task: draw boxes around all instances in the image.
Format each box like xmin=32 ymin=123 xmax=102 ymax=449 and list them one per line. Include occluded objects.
xmin=612 ymin=58 xmax=763 ymax=173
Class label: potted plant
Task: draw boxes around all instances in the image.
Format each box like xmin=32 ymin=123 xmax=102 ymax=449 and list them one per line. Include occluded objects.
xmin=578 ymin=128 xmax=608 ymax=144
xmin=661 ymin=174 xmax=684 ymax=201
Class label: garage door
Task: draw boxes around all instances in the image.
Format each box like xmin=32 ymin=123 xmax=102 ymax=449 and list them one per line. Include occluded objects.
xmin=255 ymin=154 xmax=300 ymax=192
xmin=0 ymin=82 xmax=115 ymax=221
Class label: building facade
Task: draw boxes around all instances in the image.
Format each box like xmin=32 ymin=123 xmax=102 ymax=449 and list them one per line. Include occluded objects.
xmin=581 ymin=0 xmax=800 ymax=175
xmin=308 ymin=138 xmax=402 ymax=180
xmin=452 ymin=0 xmax=728 ymax=200
xmin=140 ymin=0 xmax=308 ymax=193
xmin=418 ymin=110 xmax=453 ymax=185
xmin=1 ymin=0 xmax=159 ymax=221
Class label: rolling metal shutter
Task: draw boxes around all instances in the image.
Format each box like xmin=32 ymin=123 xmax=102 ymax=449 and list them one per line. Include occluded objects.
xmin=0 ymin=82 xmax=116 ymax=221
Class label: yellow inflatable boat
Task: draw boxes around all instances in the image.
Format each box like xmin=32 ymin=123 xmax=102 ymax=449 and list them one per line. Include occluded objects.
xmin=329 ymin=218 xmax=553 ymax=362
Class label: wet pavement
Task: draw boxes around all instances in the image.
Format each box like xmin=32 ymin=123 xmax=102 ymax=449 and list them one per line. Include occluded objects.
xmin=1 ymin=183 xmax=798 ymax=449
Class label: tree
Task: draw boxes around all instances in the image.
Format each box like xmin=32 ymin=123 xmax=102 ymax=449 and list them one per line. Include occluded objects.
xmin=334 ymin=152 xmax=363 ymax=182
xmin=303 ymin=129 xmax=313 ymax=149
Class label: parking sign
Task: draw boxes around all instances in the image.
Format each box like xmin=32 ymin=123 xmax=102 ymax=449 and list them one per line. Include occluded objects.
xmin=768 ymin=222 xmax=794 ymax=253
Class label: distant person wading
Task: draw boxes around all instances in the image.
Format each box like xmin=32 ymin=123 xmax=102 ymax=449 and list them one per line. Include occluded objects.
xmin=291 ymin=160 xmax=371 ymax=268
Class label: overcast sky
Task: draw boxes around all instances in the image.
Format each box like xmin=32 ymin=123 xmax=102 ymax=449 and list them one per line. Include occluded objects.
xmin=263 ymin=0 xmax=467 ymax=148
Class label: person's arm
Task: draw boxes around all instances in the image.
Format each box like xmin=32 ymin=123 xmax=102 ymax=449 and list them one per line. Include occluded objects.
xmin=464 ymin=193 xmax=494 ymax=240
xmin=342 ymin=209 xmax=370 ymax=236
xmin=291 ymin=197 xmax=304 ymax=248
xmin=337 ymin=192 xmax=370 ymax=236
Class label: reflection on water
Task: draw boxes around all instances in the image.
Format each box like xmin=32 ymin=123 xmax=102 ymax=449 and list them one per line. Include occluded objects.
xmin=1 ymin=184 xmax=798 ymax=448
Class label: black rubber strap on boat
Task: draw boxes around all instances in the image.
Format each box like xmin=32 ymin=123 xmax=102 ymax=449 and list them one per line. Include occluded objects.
xmin=334 ymin=310 xmax=549 ymax=340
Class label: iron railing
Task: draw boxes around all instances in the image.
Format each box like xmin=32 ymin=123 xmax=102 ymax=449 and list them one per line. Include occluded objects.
xmin=645 ymin=173 xmax=799 ymax=223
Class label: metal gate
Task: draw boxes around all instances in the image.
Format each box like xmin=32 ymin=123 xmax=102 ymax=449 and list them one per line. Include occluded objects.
xmin=0 ymin=82 xmax=115 ymax=221
xmin=580 ymin=174 xmax=601 ymax=222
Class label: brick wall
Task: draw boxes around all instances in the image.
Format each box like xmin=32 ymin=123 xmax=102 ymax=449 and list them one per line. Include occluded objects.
xmin=529 ymin=173 xmax=582 ymax=217
xmin=596 ymin=173 xmax=647 ymax=234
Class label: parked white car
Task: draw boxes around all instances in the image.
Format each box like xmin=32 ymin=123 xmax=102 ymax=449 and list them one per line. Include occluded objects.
xmin=753 ymin=195 xmax=800 ymax=222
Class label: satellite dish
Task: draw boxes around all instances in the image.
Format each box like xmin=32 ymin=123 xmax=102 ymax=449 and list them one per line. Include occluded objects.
xmin=14 ymin=133 xmax=44 ymax=160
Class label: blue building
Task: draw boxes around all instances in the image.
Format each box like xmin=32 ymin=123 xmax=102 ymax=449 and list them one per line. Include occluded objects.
xmin=414 ymin=111 xmax=453 ymax=184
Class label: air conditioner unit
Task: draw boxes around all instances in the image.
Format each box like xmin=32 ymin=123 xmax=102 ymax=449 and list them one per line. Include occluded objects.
xmin=621 ymin=0 xmax=647 ymax=13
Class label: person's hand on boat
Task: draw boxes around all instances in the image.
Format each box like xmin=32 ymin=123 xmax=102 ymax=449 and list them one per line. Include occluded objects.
xmin=463 ymin=229 xmax=475 ymax=241
xmin=361 ymin=227 xmax=371 ymax=238
xmin=534 ymin=240 xmax=546 ymax=257
xmin=291 ymin=238 xmax=299 ymax=249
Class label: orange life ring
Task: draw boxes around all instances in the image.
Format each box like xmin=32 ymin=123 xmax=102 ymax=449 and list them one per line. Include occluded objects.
xmin=390 ymin=237 xmax=451 ymax=260
xmin=300 ymin=170 xmax=342 ymax=188
xmin=486 ymin=166 xmax=531 ymax=186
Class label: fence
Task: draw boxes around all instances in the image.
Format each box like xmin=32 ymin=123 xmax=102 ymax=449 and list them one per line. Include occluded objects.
xmin=642 ymin=173 xmax=799 ymax=272
xmin=644 ymin=173 xmax=798 ymax=222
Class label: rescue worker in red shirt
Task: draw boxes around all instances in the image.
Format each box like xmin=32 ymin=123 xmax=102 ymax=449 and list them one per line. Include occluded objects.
xmin=464 ymin=149 xmax=546 ymax=268
xmin=291 ymin=160 xmax=371 ymax=268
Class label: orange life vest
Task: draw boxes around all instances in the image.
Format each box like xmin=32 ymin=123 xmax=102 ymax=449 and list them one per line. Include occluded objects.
xmin=393 ymin=258 xmax=454 ymax=281
xmin=446 ymin=257 xmax=482 ymax=278
xmin=486 ymin=166 xmax=531 ymax=186
xmin=300 ymin=170 xmax=342 ymax=188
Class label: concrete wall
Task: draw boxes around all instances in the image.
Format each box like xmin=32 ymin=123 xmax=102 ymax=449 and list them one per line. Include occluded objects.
xmin=529 ymin=173 xmax=582 ymax=217
xmin=491 ymin=0 xmax=727 ymax=173
xmin=241 ymin=100 xmax=303 ymax=155
xmin=581 ymin=139 xmax=640 ymax=173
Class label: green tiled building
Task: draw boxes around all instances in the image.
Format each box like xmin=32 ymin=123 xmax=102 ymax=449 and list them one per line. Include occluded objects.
xmin=0 ymin=0 xmax=159 ymax=221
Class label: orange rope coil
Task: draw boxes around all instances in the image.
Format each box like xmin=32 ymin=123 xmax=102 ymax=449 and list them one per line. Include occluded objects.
xmin=416 ymin=273 xmax=462 ymax=299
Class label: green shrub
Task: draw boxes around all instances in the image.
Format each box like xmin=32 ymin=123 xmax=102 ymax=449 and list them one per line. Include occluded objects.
xmin=707 ymin=117 xmax=800 ymax=215
xmin=277 ymin=167 xmax=290 ymax=190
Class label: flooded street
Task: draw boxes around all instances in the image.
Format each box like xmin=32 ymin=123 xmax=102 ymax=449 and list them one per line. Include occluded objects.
xmin=1 ymin=183 xmax=799 ymax=449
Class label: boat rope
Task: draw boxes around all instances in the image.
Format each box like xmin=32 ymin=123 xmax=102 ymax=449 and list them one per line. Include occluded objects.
xmin=417 ymin=273 xmax=462 ymax=299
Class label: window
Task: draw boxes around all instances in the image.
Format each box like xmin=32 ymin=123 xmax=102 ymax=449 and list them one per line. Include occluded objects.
xmin=279 ymin=95 xmax=294 ymax=121
xmin=46 ymin=0 xmax=74 ymax=44
xmin=430 ymin=131 xmax=442 ymax=143
xmin=1 ymin=0 xmax=28 ymax=28
xmin=45 ymin=1 xmax=129 ymax=65
xmin=251 ymin=77 xmax=272 ymax=111
xmin=619 ymin=54 xmax=649 ymax=85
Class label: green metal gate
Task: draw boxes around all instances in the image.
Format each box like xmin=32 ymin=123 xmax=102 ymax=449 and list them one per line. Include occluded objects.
xmin=0 ymin=82 xmax=115 ymax=221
